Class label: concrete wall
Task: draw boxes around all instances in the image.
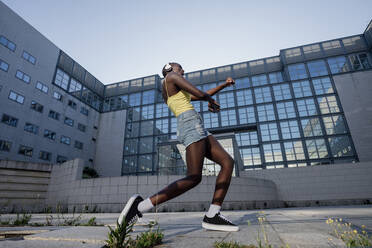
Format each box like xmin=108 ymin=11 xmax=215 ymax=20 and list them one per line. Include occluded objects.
xmin=46 ymin=159 xmax=280 ymax=213
xmin=0 ymin=160 xmax=51 ymax=213
xmin=241 ymin=162 xmax=372 ymax=207
xmin=333 ymin=70 xmax=372 ymax=162
xmin=94 ymin=110 xmax=127 ymax=177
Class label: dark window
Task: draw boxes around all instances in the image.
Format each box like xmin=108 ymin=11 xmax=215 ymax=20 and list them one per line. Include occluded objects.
xmin=68 ymin=100 xmax=77 ymax=109
xmin=0 ymin=59 xmax=9 ymax=72
xmin=56 ymin=155 xmax=67 ymax=164
xmin=349 ymin=53 xmax=371 ymax=70
xmin=8 ymin=91 xmax=25 ymax=104
xmin=0 ymin=35 xmax=16 ymax=51
xmin=30 ymin=101 xmax=43 ymax=113
xmin=39 ymin=151 xmax=51 ymax=161
xmin=60 ymin=135 xmax=71 ymax=145
xmin=74 ymin=141 xmax=83 ymax=150
xmin=1 ymin=114 xmax=18 ymax=127
xmin=77 ymin=123 xmax=86 ymax=132
xmin=44 ymin=129 xmax=56 ymax=140
xmin=80 ymin=107 xmax=89 ymax=116
xmin=48 ymin=110 xmax=60 ymax=120
xmin=22 ymin=51 xmax=36 ymax=64
xmin=24 ymin=122 xmax=39 ymax=134
xmin=53 ymin=91 xmax=63 ymax=101
xmin=15 ymin=70 xmax=31 ymax=83
xmin=64 ymin=117 xmax=74 ymax=127
xmin=0 ymin=139 xmax=12 ymax=151
xmin=18 ymin=145 xmax=33 ymax=157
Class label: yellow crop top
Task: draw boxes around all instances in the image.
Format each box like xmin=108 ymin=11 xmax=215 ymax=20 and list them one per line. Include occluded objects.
xmin=164 ymin=77 xmax=194 ymax=117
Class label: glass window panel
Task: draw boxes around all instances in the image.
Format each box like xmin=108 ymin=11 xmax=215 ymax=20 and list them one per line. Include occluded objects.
xmin=240 ymin=147 xmax=261 ymax=166
xmin=307 ymin=60 xmax=328 ymax=77
xmin=254 ymin=87 xmax=272 ymax=104
xmin=129 ymin=92 xmax=141 ymax=106
xmin=276 ymin=101 xmax=296 ymax=120
xmin=358 ymin=53 xmax=371 ymax=69
xmin=263 ymin=143 xmax=283 ymax=163
xmin=123 ymin=156 xmax=137 ymax=174
xmin=312 ymin=77 xmax=334 ymax=95
xmin=170 ymin=117 xmax=177 ymax=133
xmin=303 ymin=44 xmax=321 ymax=54
xmin=69 ymin=78 xmax=82 ymax=93
xmin=155 ymin=118 xmax=169 ymax=134
xmin=141 ymin=105 xmax=154 ymax=120
xmin=328 ymin=136 xmax=354 ymax=158
xmin=203 ymin=112 xmax=219 ymax=128
xmin=236 ymin=89 xmax=253 ymax=106
xmin=317 ymin=95 xmax=340 ymax=114
xmin=280 ymin=120 xmax=301 ymax=139
xmin=252 ymin=74 xmax=268 ymax=86
xmin=138 ymin=154 xmax=153 ymax=172
xmin=260 ymin=123 xmax=279 ymax=142
xmin=235 ymin=131 xmax=258 ymax=146
xmin=268 ymin=72 xmax=284 ymax=84
xmin=192 ymin=102 xmax=201 ymax=112
xmin=140 ymin=120 xmax=154 ymax=136
xmin=273 ymin=83 xmax=291 ymax=101
xmin=235 ymin=77 xmax=250 ymax=89
xmin=301 ymin=118 xmax=323 ymax=137
xmin=292 ymin=80 xmax=312 ymax=98
xmin=284 ymin=141 xmax=305 ymax=161
xmin=238 ymin=106 xmax=255 ymax=124
xmin=220 ymin=109 xmax=237 ymax=126
xmin=218 ymin=92 xmax=235 ymax=109
xmin=288 ymin=63 xmax=308 ymax=80
xmin=306 ymin=138 xmax=328 ymax=159
xmin=142 ymin=90 xmax=155 ymax=104
xmin=322 ymin=115 xmax=347 ymax=135
xmin=202 ymin=82 xmax=217 ymax=91
xmin=156 ymin=103 xmax=169 ymax=118
xmin=257 ymin=104 xmax=275 ymax=122
xmin=54 ymin=69 xmax=69 ymax=90
xmin=139 ymin=137 xmax=153 ymax=154
xmin=126 ymin=122 xmax=140 ymax=137
xmin=296 ymin=98 xmax=317 ymax=117
xmin=327 ymin=56 xmax=349 ymax=74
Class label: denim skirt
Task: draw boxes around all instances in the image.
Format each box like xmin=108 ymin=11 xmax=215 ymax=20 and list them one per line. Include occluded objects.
xmin=177 ymin=109 xmax=211 ymax=148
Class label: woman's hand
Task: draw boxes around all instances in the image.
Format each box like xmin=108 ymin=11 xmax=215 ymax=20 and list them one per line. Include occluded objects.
xmin=208 ymin=99 xmax=220 ymax=113
xmin=225 ymin=77 xmax=235 ymax=87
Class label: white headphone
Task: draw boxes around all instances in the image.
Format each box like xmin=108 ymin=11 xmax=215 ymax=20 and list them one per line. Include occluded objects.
xmin=164 ymin=63 xmax=172 ymax=72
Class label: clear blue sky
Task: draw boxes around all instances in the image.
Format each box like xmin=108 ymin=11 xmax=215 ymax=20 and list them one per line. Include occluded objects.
xmin=3 ymin=0 xmax=372 ymax=84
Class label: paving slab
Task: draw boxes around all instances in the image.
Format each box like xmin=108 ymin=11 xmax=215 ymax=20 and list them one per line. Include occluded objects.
xmin=0 ymin=205 xmax=371 ymax=248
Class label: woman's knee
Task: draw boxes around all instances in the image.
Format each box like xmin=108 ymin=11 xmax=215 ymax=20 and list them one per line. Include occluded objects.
xmin=186 ymin=174 xmax=202 ymax=187
xmin=222 ymin=156 xmax=234 ymax=171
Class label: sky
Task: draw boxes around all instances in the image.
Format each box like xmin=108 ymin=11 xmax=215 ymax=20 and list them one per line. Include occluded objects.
xmin=2 ymin=0 xmax=372 ymax=84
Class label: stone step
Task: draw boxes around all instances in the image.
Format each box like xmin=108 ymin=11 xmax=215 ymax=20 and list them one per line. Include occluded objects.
xmin=0 ymin=182 xmax=49 ymax=192
xmin=0 ymin=175 xmax=50 ymax=185
xmin=0 ymin=169 xmax=51 ymax=178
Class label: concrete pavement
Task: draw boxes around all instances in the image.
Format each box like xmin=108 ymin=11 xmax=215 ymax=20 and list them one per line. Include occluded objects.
xmin=1 ymin=204 xmax=372 ymax=247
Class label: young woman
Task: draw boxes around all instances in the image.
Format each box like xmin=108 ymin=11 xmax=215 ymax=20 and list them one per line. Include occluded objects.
xmin=119 ymin=62 xmax=239 ymax=232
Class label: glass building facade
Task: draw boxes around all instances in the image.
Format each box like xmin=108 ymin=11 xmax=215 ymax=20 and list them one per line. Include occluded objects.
xmin=93 ymin=34 xmax=371 ymax=175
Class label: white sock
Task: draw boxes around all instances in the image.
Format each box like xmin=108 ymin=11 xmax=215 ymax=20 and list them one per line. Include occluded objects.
xmin=137 ymin=198 xmax=154 ymax=213
xmin=206 ymin=204 xmax=221 ymax=218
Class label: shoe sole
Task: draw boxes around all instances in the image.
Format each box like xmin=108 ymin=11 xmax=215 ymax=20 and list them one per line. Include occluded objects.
xmin=118 ymin=194 xmax=140 ymax=225
xmin=202 ymin=221 xmax=239 ymax=232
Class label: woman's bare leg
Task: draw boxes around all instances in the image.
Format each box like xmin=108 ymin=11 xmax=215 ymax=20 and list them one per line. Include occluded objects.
xmin=205 ymin=135 xmax=234 ymax=206
xmin=149 ymin=138 xmax=207 ymax=206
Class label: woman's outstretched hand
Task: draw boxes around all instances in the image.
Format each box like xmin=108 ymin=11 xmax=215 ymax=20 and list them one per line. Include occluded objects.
xmin=208 ymin=99 xmax=220 ymax=113
xmin=225 ymin=77 xmax=235 ymax=87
